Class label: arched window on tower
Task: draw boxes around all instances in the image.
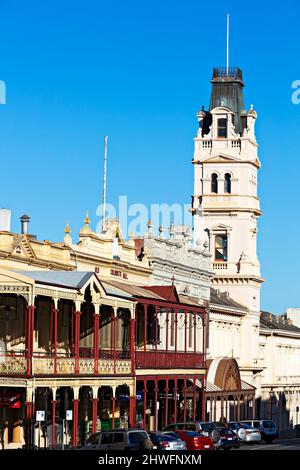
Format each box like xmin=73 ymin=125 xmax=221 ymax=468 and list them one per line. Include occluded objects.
xmin=224 ymin=173 xmax=232 ymax=194
xmin=211 ymin=173 xmax=218 ymax=193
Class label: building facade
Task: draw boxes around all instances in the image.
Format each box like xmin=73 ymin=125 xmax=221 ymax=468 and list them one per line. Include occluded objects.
xmin=0 ymin=267 xmax=207 ymax=448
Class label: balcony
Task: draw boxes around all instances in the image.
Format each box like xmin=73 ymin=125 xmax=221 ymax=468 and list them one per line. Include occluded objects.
xmin=213 ymin=262 xmax=228 ymax=270
xmin=0 ymin=353 xmax=27 ymax=375
xmin=135 ymin=350 xmax=205 ymax=369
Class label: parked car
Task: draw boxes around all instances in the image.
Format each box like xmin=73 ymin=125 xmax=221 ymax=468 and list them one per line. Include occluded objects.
xmin=149 ymin=432 xmax=186 ymax=450
xmin=217 ymin=427 xmax=240 ymax=450
xmin=240 ymin=419 xmax=278 ymax=444
xmin=163 ymin=421 xmax=221 ymax=446
xmin=80 ymin=429 xmax=154 ymax=450
xmin=227 ymin=421 xmax=247 ymax=442
xmin=240 ymin=423 xmax=261 ymax=444
xmin=172 ymin=430 xmax=214 ymax=451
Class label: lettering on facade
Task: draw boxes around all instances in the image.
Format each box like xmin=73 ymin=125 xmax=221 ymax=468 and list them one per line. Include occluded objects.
xmin=110 ymin=269 xmax=128 ymax=279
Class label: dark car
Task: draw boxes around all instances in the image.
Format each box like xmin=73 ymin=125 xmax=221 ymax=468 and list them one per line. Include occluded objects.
xmin=80 ymin=429 xmax=153 ymax=450
xmin=218 ymin=427 xmax=240 ymax=450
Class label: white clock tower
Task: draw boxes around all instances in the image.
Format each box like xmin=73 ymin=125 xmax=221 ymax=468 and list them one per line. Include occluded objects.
xmin=192 ymin=67 xmax=264 ymax=384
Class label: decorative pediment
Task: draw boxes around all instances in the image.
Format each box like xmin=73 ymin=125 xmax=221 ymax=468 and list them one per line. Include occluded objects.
xmin=202 ymin=153 xmax=241 ymax=164
xmin=209 ymin=223 xmax=233 ymax=232
xmin=11 ymin=236 xmax=36 ymax=259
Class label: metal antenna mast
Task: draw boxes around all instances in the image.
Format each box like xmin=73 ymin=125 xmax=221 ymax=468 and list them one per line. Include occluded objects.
xmin=226 ymin=14 xmax=230 ymax=75
xmin=102 ymin=135 xmax=108 ymax=233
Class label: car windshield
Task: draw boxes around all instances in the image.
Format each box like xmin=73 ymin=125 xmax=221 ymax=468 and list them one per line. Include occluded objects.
xmin=163 ymin=432 xmax=180 ymax=439
xmin=262 ymin=420 xmax=276 ymax=429
xmin=220 ymin=428 xmax=234 ymax=436
xmin=182 ymin=431 xmax=201 ymax=437
xmin=151 ymin=434 xmax=176 ymax=442
xmin=200 ymin=423 xmax=215 ymax=432
xmin=241 ymin=423 xmax=252 ymax=429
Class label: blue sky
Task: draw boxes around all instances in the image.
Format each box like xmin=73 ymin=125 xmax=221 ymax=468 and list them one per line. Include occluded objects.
xmin=0 ymin=0 xmax=299 ymax=313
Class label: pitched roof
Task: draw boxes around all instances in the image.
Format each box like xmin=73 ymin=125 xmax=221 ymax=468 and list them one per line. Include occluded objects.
xmin=260 ymin=311 xmax=300 ymax=333
xmin=210 ymin=288 xmax=247 ymax=312
xmin=17 ymin=271 xmax=93 ymax=290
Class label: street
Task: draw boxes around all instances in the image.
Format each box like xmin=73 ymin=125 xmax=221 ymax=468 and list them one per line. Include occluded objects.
xmin=238 ymin=438 xmax=300 ymax=450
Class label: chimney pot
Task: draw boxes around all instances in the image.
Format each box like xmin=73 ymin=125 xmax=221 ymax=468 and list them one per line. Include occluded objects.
xmin=20 ymin=214 xmax=30 ymax=235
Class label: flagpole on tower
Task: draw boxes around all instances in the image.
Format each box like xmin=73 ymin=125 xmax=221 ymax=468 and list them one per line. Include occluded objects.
xmin=226 ymin=13 xmax=230 ymax=75
xmin=102 ymin=135 xmax=108 ymax=233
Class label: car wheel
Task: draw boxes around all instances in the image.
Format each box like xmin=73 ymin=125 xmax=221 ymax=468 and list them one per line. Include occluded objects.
xmin=211 ymin=429 xmax=221 ymax=443
xmin=140 ymin=439 xmax=153 ymax=451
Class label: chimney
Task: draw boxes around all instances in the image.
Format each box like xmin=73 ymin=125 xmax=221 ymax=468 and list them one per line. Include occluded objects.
xmin=0 ymin=209 xmax=11 ymax=231
xmin=20 ymin=214 xmax=30 ymax=235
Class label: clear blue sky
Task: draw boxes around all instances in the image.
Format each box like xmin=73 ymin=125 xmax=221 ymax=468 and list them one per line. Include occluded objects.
xmin=0 ymin=0 xmax=299 ymax=313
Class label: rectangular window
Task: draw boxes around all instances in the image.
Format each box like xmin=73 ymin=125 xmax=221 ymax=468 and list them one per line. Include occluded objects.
xmin=217 ymin=118 xmax=227 ymax=138
xmin=215 ymin=234 xmax=228 ymax=261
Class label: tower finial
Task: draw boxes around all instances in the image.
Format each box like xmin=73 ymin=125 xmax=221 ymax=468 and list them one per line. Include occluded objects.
xmin=226 ymin=13 xmax=230 ymax=75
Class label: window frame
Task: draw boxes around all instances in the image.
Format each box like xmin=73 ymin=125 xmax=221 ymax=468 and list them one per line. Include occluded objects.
xmin=214 ymin=234 xmax=228 ymax=262
xmin=217 ymin=118 xmax=228 ymax=139
xmin=211 ymin=173 xmax=218 ymax=194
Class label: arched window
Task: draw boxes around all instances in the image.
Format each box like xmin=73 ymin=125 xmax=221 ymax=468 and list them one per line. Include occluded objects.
xmin=211 ymin=173 xmax=218 ymax=193
xmin=224 ymin=173 xmax=231 ymax=193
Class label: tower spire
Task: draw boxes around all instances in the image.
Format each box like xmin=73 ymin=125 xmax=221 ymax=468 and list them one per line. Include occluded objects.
xmin=226 ymin=13 xmax=230 ymax=75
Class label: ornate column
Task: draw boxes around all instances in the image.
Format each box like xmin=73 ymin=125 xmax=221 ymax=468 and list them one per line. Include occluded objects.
xmin=72 ymin=387 xmax=80 ymax=448
xmin=74 ymin=303 xmax=82 ymax=375
xmin=52 ymin=300 xmax=59 ymax=374
xmin=143 ymin=379 xmax=147 ymax=430
xmin=237 ymin=395 xmax=241 ymax=421
xmin=130 ymin=308 xmax=136 ymax=375
xmin=165 ymin=378 xmax=169 ymax=428
xmin=26 ymin=305 xmax=35 ymax=376
xmin=143 ymin=304 xmax=147 ymax=352
xmin=174 ymin=309 xmax=178 ymax=357
xmin=173 ymin=378 xmax=178 ymax=423
xmin=111 ymin=386 xmax=116 ymax=429
xmin=25 ymin=387 xmax=34 ymax=448
xmin=93 ymin=306 xmax=100 ymax=375
xmin=129 ymin=384 xmax=136 ymax=429
xmin=184 ymin=310 xmax=187 ymax=354
xmin=192 ymin=376 xmax=197 ymax=421
xmin=154 ymin=379 xmax=158 ymax=431
xmin=165 ymin=308 xmax=169 ymax=352
xmin=155 ymin=306 xmax=159 ymax=367
xmin=113 ymin=307 xmax=117 ymax=375
xmin=194 ymin=313 xmax=197 ymax=354
xmin=91 ymin=387 xmax=99 ymax=434
xmin=183 ymin=377 xmax=187 ymax=422
xmin=51 ymin=388 xmax=57 ymax=449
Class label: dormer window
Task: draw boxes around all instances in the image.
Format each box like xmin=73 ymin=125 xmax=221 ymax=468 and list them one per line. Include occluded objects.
xmin=215 ymin=234 xmax=228 ymax=262
xmin=217 ymin=118 xmax=227 ymax=138
xmin=224 ymin=173 xmax=232 ymax=193
xmin=211 ymin=173 xmax=218 ymax=194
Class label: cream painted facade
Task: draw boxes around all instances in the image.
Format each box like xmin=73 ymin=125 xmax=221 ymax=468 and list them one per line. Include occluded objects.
xmin=0 ymin=215 xmax=152 ymax=286
xmin=191 ymin=68 xmax=264 ymax=391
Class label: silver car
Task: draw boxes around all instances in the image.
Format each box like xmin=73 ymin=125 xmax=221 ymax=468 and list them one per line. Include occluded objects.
xmin=241 ymin=419 xmax=278 ymax=444
xmin=150 ymin=432 xmax=187 ymax=450
xmin=240 ymin=423 xmax=262 ymax=444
